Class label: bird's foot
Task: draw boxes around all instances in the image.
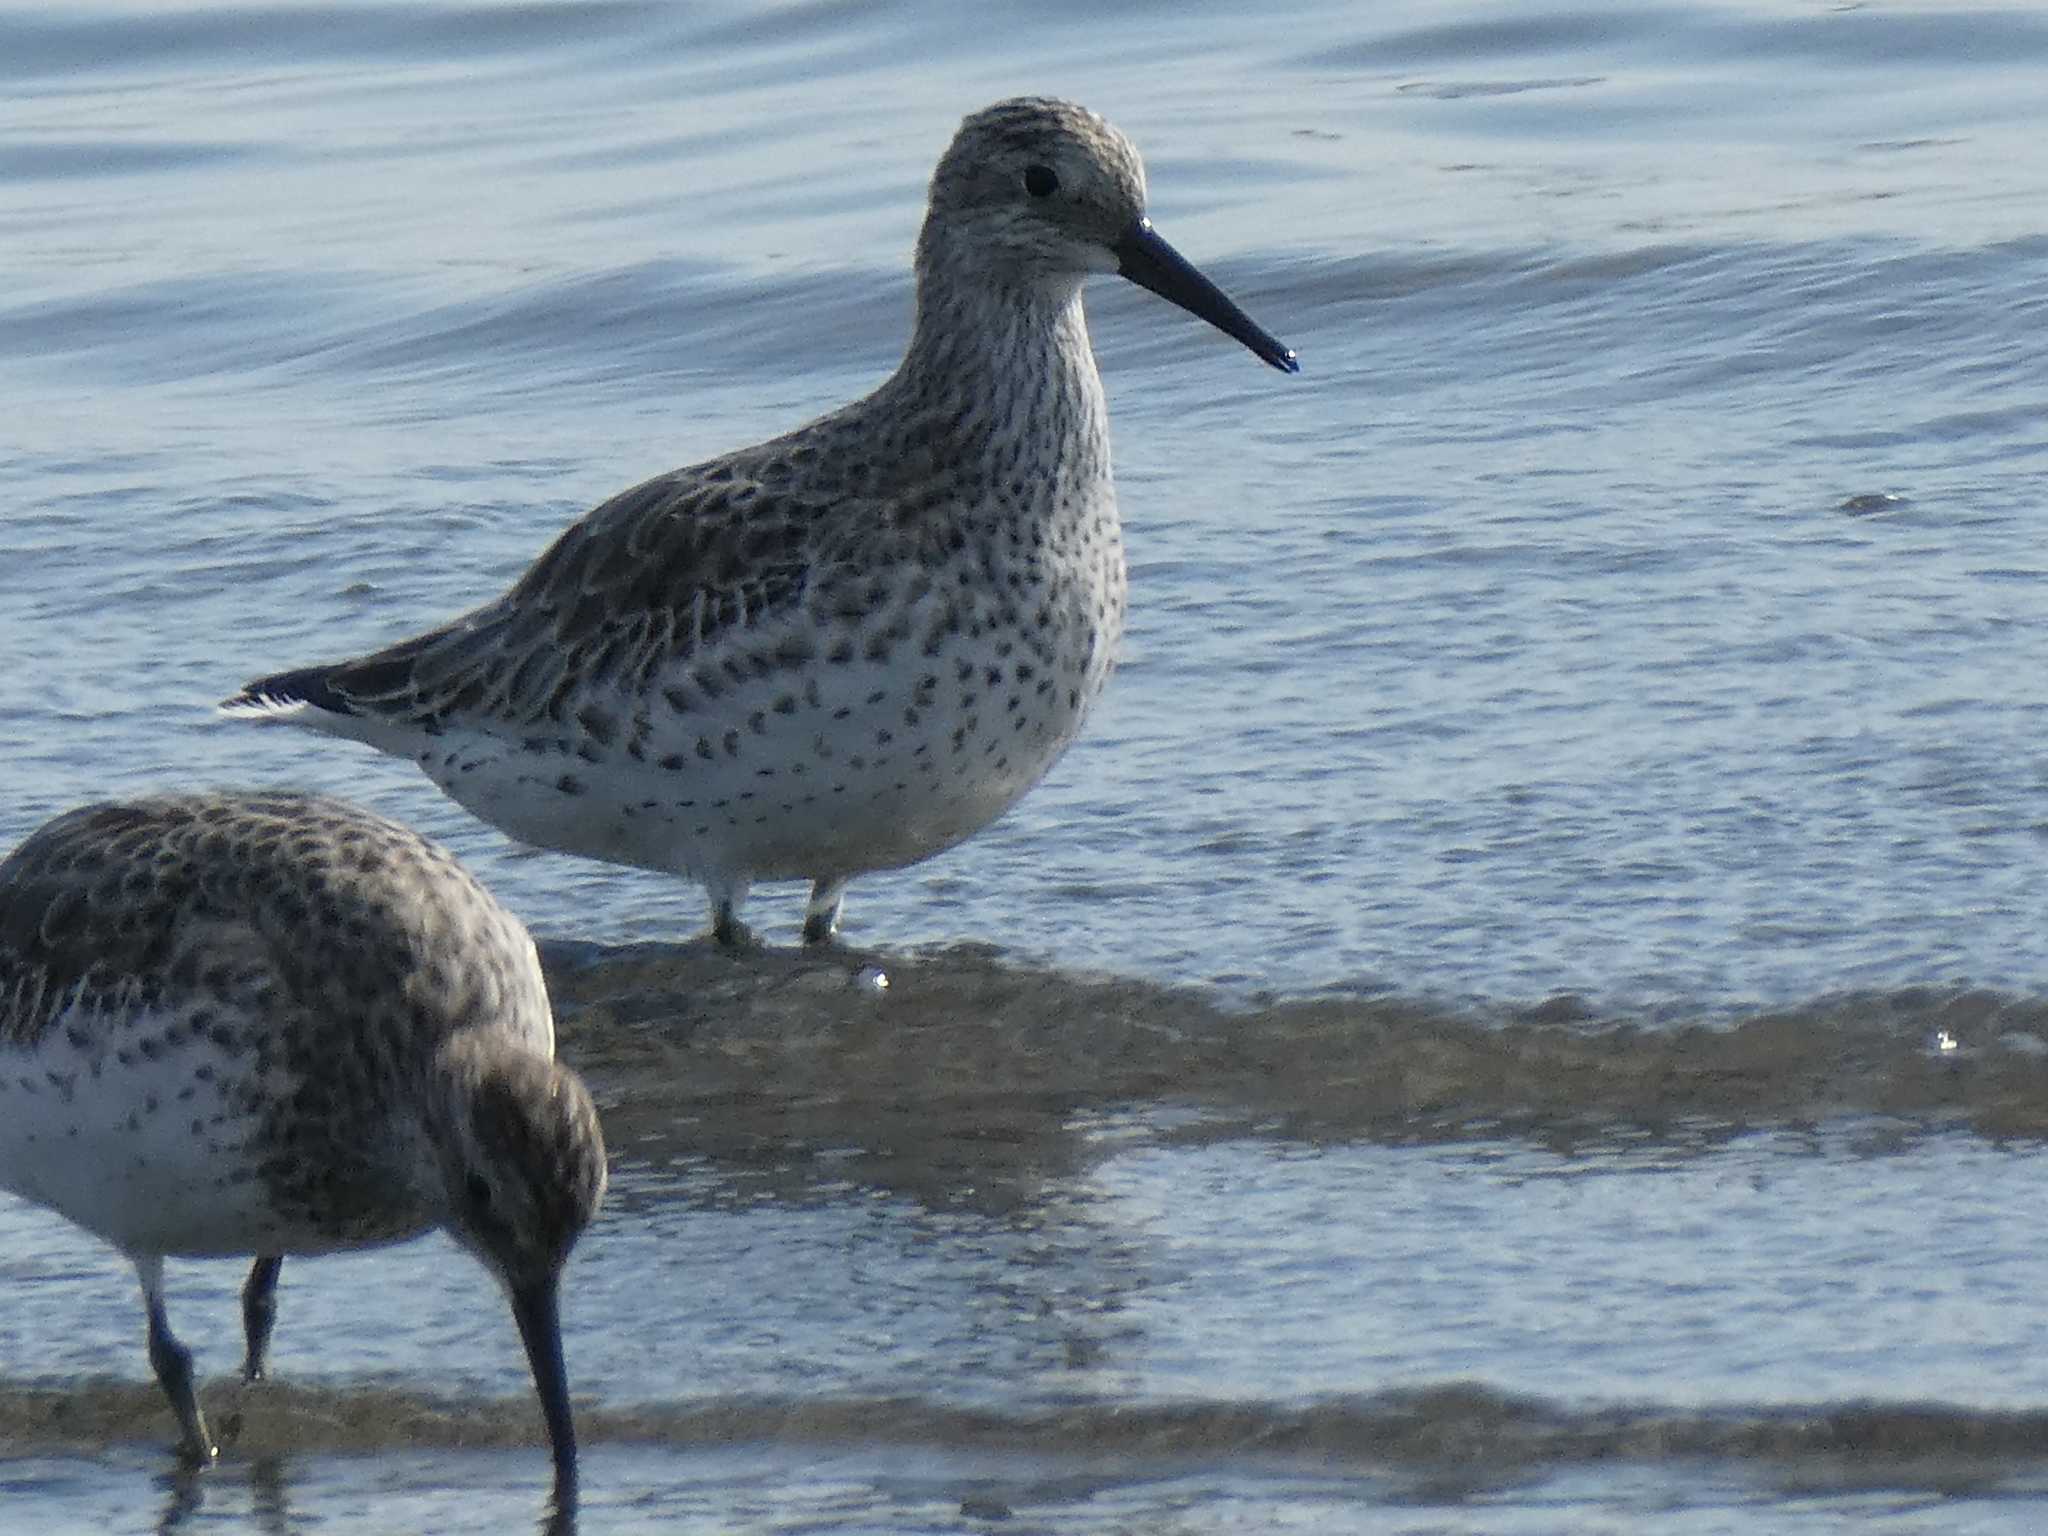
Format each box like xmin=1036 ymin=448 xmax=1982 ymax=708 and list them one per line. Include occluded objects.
xmin=800 ymin=878 xmax=848 ymax=947
xmin=173 ymin=1426 xmax=221 ymax=1469
xmin=711 ymin=909 xmax=759 ymax=952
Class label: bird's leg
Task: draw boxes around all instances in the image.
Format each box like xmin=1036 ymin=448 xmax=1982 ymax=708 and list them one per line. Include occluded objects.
xmin=707 ymin=876 xmax=756 ymax=950
xmin=800 ymin=877 xmax=848 ymax=947
xmin=240 ymin=1256 xmax=283 ymax=1382
xmin=135 ymin=1254 xmax=217 ymax=1465
xmin=711 ymin=903 xmax=753 ymax=950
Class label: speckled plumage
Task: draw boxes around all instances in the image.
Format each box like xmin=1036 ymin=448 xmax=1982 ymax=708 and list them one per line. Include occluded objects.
xmin=0 ymin=790 xmax=606 ymax=1488
xmin=224 ymin=97 xmax=1297 ymax=945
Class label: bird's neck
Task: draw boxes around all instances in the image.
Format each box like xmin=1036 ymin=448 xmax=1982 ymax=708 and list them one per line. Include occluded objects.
xmin=880 ymin=232 xmax=1112 ymax=488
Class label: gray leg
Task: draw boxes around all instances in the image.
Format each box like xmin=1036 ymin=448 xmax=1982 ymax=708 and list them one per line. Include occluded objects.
xmin=241 ymin=1256 xmax=283 ymax=1382
xmin=135 ymin=1254 xmax=216 ymax=1465
xmin=801 ymin=877 xmax=848 ymax=946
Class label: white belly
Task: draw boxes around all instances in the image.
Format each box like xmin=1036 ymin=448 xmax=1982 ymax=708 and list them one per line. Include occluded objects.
xmin=0 ymin=1015 xmax=416 ymax=1258
xmin=416 ymin=613 xmax=1116 ymax=888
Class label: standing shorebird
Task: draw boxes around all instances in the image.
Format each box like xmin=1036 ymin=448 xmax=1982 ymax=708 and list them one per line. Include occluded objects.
xmin=0 ymin=791 xmax=606 ymax=1492
xmin=223 ymin=96 xmax=1297 ymax=948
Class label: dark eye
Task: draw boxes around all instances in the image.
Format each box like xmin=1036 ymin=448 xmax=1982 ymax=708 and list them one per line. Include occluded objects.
xmin=466 ymin=1172 xmax=493 ymax=1211
xmin=1023 ymin=164 xmax=1059 ymax=198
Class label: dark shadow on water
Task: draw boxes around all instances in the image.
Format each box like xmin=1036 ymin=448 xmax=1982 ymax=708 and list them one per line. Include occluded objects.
xmin=155 ymin=1454 xmax=293 ymax=1535
xmin=154 ymin=1467 xmax=202 ymax=1536
xmin=543 ymin=1477 xmax=577 ymax=1536
xmin=146 ymin=1445 xmax=571 ymax=1535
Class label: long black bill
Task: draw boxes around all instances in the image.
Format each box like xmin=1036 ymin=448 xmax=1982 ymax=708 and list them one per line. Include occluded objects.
xmin=510 ymin=1276 xmax=579 ymax=1500
xmin=1115 ymin=218 xmax=1299 ymax=373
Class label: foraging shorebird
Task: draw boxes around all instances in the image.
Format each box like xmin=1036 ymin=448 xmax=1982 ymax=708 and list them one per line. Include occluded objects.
xmin=0 ymin=791 xmax=605 ymax=1491
xmin=224 ymin=97 xmax=1297 ymax=947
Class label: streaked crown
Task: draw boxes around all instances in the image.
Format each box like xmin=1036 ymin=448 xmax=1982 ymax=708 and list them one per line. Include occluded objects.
xmin=922 ymin=96 xmax=1149 ymax=282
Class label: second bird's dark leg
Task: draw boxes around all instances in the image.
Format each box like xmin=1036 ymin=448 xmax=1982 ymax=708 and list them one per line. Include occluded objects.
xmin=135 ymin=1254 xmax=217 ymax=1465
xmin=241 ymin=1256 xmax=284 ymax=1381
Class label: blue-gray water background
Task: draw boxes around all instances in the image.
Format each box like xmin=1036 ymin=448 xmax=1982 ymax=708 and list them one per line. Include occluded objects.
xmin=3 ymin=1 xmax=2047 ymax=1531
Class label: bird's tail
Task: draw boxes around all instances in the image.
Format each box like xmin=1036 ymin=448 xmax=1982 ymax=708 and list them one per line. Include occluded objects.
xmin=222 ymin=616 xmax=474 ymax=747
xmin=219 ymin=664 xmax=360 ymax=722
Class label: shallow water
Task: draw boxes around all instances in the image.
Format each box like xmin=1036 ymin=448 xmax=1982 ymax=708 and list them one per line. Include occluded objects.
xmin=4 ymin=0 xmax=2048 ymax=1530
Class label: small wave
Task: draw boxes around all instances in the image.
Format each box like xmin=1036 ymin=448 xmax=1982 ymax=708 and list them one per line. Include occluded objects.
xmin=541 ymin=940 xmax=2048 ymax=1146
xmin=7 ymin=1376 xmax=2047 ymax=1483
